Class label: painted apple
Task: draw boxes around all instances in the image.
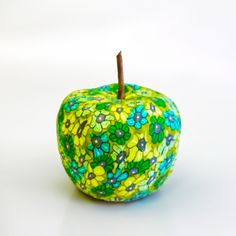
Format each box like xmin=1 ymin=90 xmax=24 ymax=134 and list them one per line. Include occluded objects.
xmin=56 ymin=53 xmax=181 ymax=202
xmin=56 ymin=84 xmax=181 ymax=202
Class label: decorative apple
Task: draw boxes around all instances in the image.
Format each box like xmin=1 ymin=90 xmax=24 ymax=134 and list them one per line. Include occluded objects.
xmin=56 ymin=52 xmax=181 ymax=202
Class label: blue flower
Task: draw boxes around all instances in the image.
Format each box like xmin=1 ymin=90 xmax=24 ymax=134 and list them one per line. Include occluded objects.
xmin=87 ymin=133 xmax=110 ymax=157
xmin=164 ymin=110 xmax=181 ymax=131
xmin=64 ymin=97 xmax=80 ymax=112
xmin=159 ymin=154 xmax=175 ymax=174
xmin=68 ymin=160 xmax=86 ymax=182
xmin=106 ymin=169 xmax=128 ymax=188
xmin=126 ymin=105 xmax=148 ymax=129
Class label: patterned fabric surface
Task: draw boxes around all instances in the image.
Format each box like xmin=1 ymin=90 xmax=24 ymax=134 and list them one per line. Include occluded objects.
xmin=56 ymin=83 xmax=181 ymax=202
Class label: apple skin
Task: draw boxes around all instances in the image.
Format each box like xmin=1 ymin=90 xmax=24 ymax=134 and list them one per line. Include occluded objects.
xmin=56 ymin=83 xmax=181 ymax=202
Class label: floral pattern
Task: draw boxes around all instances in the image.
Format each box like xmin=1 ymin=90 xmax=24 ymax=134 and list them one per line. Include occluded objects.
xmin=127 ymin=105 xmax=148 ymax=129
xmin=91 ymin=110 xmax=114 ymax=132
xmin=87 ymin=133 xmax=110 ymax=158
xmin=110 ymin=104 xmax=130 ymax=122
xmin=57 ymin=83 xmax=181 ymax=202
xmin=108 ymin=122 xmax=131 ymax=145
xmin=86 ymin=164 xmax=106 ymax=187
xmin=159 ymin=153 xmax=175 ymax=175
xmin=61 ymin=135 xmax=75 ymax=159
xmin=90 ymin=155 xmax=113 ymax=172
xmin=67 ymin=160 xmax=86 ymax=183
xmin=164 ymin=110 xmax=181 ymax=131
xmin=149 ymin=116 xmax=165 ymax=144
xmin=106 ymin=169 xmax=129 ymax=188
xmin=127 ymin=133 xmax=151 ymax=162
xmin=64 ymin=97 xmax=80 ymax=112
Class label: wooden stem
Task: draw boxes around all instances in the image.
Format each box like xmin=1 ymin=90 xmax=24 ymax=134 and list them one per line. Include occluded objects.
xmin=117 ymin=51 xmax=125 ymax=100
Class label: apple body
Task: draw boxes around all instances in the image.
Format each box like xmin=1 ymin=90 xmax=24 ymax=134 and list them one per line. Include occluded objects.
xmin=56 ymin=83 xmax=181 ymax=202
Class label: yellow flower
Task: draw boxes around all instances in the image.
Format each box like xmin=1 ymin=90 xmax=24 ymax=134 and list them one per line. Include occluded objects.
xmin=110 ymin=104 xmax=131 ymax=122
xmin=145 ymin=102 xmax=162 ymax=117
xmin=127 ymin=132 xmax=152 ymax=162
xmin=86 ymin=164 xmax=106 ymax=187
xmin=116 ymin=175 xmax=146 ymax=198
xmin=110 ymin=144 xmax=128 ymax=170
xmin=71 ymin=118 xmax=90 ymax=147
xmin=61 ymin=113 xmax=76 ymax=135
xmin=74 ymin=149 xmax=91 ymax=167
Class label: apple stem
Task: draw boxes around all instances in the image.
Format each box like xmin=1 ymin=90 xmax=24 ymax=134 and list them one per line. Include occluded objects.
xmin=117 ymin=51 xmax=125 ymax=100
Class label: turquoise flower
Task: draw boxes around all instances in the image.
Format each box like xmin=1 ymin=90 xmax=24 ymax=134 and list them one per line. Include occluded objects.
xmin=129 ymin=190 xmax=152 ymax=201
xmin=87 ymin=133 xmax=110 ymax=157
xmin=128 ymin=84 xmax=141 ymax=90
xmin=97 ymin=85 xmax=110 ymax=92
xmin=107 ymin=169 xmax=129 ymax=188
xmin=64 ymin=97 xmax=80 ymax=112
xmin=164 ymin=110 xmax=181 ymax=131
xmin=68 ymin=160 xmax=86 ymax=182
xmin=159 ymin=154 xmax=175 ymax=174
xmin=126 ymin=105 xmax=148 ymax=129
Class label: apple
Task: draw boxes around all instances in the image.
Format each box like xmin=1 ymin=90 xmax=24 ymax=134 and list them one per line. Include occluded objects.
xmin=56 ymin=52 xmax=181 ymax=202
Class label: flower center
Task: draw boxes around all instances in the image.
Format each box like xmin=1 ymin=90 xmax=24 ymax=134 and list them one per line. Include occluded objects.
xmin=92 ymin=137 xmax=102 ymax=148
xmin=82 ymin=106 xmax=89 ymax=111
xmin=117 ymin=151 xmax=126 ymax=163
xmin=115 ymin=129 xmax=124 ymax=137
xmin=130 ymin=168 xmax=138 ymax=175
xmin=148 ymin=173 xmax=157 ymax=184
xmin=137 ymin=138 xmax=146 ymax=152
xmin=108 ymin=178 xmax=117 ymax=184
xmin=116 ymin=107 xmax=123 ymax=113
xmin=99 ymin=161 xmax=106 ymax=167
xmin=96 ymin=114 xmax=106 ymax=123
xmin=65 ymin=141 xmax=71 ymax=151
xmin=126 ymin=184 xmax=135 ymax=192
xmin=69 ymin=101 xmax=75 ymax=107
xmin=65 ymin=120 xmax=70 ymax=128
xmin=79 ymin=156 xmax=85 ymax=163
xmin=88 ymin=173 xmax=96 ymax=179
xmin=166 ymin=135 xmax=173 ymax=145
xmin=150 ymin=157 xmax=157 ymax=165
xmin=168 ymin=115 xmax=174 ymax=121
xmin=97 ymin=190 xmax=105 ymax=195
xmin=80 ymin=184 xmax=86 ymax=189
xmin=134 ymin=113 xmax=142 ymax=122
xmin=150 ymin=104 xmax=156 ymax=112
xmin=154 ymin=124 xmax=161 ymax=133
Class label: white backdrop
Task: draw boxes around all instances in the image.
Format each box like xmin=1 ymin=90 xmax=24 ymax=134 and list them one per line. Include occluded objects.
xmin=0 ymin=0 xmax=236 ymax=235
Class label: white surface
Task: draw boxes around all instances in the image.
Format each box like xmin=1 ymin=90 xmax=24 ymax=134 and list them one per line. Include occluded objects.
xmin=0 ymin=0 xmax=236 ymax=235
